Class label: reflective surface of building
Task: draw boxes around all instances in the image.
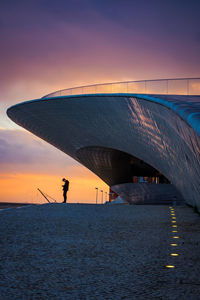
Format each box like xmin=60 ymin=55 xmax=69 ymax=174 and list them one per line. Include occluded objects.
xmin=7 ymin=78 xmax=200 ymax=209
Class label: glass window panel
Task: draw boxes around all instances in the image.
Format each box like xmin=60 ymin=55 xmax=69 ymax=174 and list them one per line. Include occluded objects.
xmin=146 ymin=80 xmax=168 ymax=94
xmin=83 ymin=86 xmax=96 ymax=94
xmin=111 ymin=82 xmax=127 ymax=93
xmin=127 ymin=81 xmax=146 ymax=94
xmin=60 ymin=89 xmax=72 ymax=96
xmin=168 ymin=79 xmax=187 ymax=95
xmin=188 ymin=79 xmax=200 ymax=95
xmin=95 ymin=84 xmax=113 ymax=93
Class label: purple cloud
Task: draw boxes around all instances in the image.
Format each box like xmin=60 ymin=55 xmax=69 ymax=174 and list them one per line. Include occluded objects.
xmin=0 ymin=129 xmax=80 ymax=174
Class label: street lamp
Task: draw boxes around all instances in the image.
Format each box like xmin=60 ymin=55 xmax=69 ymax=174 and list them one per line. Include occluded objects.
xmin=95 ymin=187 xmax=98 ymax=204
xmin=101 ymin=190 xmax=103 ymax=204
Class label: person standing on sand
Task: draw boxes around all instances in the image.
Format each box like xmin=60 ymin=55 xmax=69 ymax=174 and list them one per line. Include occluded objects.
xmin=62 ymin=178 xmax=69 ymax=203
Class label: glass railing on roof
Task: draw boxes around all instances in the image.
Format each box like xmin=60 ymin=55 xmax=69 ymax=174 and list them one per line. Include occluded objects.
xmin=42 ymin=78 xmax=200 ymax=99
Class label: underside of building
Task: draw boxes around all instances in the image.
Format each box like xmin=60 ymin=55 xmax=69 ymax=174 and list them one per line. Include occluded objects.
xmin=7 ymin=86 xmax=200 ymax=209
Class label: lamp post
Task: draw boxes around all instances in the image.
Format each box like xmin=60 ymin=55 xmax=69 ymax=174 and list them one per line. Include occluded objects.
xmin=101 ymin=190 xmax=103 ymax=204
xmin=95 ymin=187 xmax=98 ymax=204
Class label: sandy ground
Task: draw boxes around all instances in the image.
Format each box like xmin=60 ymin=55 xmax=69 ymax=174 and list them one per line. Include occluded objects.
xmin=0 ymin=203 xmax=200 ymax=299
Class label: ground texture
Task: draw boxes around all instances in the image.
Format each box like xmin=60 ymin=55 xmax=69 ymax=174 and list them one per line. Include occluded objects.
xmin=0 ymin=204 xmax=200 ymax=299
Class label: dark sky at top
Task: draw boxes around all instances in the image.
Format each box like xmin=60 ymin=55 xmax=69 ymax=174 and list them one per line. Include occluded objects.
xmin=0 ymin=0 xmax=200 ymax=114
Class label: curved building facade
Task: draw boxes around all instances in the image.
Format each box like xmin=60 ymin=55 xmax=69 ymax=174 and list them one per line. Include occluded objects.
xmin=7 ymin=78 xmax=200 ymax=209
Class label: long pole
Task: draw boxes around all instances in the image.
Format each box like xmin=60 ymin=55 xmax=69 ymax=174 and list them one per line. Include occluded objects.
xmin=37 ymin=188 xmax=51 ymax=203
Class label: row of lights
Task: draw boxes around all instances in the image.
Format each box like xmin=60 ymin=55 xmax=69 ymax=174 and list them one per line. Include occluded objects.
xmin=165 ymin=206 xmax=180 ymax=268
xmin=95 ymin=187 xmax=108 ymax=204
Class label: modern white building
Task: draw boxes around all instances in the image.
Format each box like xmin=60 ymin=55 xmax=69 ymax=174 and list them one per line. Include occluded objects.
xmin=7 ymin=78 xmax=200 ymax=209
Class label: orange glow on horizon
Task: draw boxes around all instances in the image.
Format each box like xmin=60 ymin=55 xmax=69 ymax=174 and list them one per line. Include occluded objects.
xmin=0 ymin=172 xmax=108 ymax=204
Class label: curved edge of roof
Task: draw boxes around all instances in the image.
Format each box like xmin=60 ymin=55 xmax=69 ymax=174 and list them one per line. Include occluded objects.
xmin=7 ymin=93 xmax=200 ymax=136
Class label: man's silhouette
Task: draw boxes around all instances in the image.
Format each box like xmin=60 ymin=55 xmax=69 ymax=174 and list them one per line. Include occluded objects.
xmin=62 ymin=178 xmax=69 ymax=203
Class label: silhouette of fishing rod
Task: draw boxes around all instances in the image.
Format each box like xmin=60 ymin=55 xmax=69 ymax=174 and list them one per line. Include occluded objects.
xmin=37 ymin=188 xmax=57 ymax=203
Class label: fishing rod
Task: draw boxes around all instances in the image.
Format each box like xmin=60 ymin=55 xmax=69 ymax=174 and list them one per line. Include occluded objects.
xmin=43 ymin=192 xmax=57 ymax=203
xmin=37 ymin=188 xmax=51 ymax=203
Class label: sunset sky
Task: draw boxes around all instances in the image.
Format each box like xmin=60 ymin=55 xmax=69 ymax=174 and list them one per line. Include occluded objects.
xmin=1 ymin=0 xmax=200 ymax=203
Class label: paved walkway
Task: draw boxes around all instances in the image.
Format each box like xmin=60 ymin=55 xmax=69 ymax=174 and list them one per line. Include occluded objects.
xmin=0 ymin=204 xmax=200 ymax=299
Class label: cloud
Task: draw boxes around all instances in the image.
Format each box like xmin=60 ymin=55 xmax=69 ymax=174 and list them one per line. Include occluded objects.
xmin=1 ymin=0 xmax=200 ymax=105
xmin=0 ymin=128 xmax=81 ymax=174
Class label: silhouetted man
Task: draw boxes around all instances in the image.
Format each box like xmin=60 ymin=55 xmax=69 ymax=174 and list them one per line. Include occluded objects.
xmin=62 ymin=178 xmax=69 ymax=203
